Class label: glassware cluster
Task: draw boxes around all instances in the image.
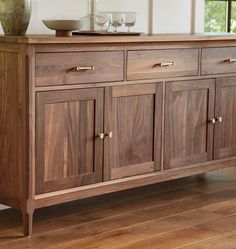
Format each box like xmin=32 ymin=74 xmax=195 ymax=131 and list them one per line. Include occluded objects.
xmin=102 ymin=12 xmax=137 ymax=32
xmin=79 ymin=0 xmax=136 ymax=32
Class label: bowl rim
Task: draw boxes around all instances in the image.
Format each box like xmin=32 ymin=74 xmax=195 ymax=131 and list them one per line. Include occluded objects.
xmin=42 ymin=19 xmax=80 ymax=22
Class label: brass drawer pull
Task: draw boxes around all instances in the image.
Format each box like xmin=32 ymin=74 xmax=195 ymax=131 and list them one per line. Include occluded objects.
xmin=226 ymin=59 xmax=236 ymax=63
xmin=153 ymin=62 xmax=176 ymax=68
xmin=74 ymin=66 xmax=95 ymax=71
xmin=97 ymin=132 xmax=112 ymax=140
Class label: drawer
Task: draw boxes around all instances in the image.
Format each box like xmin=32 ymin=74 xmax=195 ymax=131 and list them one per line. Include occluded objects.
xmin=127 ymin=48 xmax=199 ymax=81
xmin=202 ymin=47 xmax=236 ymax=75
xmin=35 ymin=51 xmax=124 ymax=86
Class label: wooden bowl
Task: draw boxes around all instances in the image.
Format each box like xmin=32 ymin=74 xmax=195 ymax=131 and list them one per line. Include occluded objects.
xmin=43 ymin=20 xmax=80 ymax=37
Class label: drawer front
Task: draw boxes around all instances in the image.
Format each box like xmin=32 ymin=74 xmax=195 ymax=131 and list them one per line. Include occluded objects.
xmin=127 ymin=49 xmax=199 ymax=80
xmin=202 ymin=47 xmax=236 ymax=75
xmin=35 ymin=51 xmax=124 ymax=86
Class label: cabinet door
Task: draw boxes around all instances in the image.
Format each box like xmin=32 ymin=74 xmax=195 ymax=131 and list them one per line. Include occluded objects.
xmin=164 ymin=79 xmax=215 ymax=169
xmin=104 ymin=83 xmax=163 ymax=180
xmin=36 ymin=88 xmax=104 ymax=194
xmin=214 ymin=77 xmax=236 ymax=159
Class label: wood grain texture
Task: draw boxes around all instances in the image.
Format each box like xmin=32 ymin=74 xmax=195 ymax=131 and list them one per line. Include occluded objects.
xmin=2 ymin=34 xmax=236 ymax=44
xmin=202 ymin=47 xmax=236 ymax=75
xmin=35 ymin=88 xmax=104 ymax=194
xmin=164 ymin=79 xmax=215 ymax=169
xmin=214 ymin=77 xmax=236 ymax=159
xmin=104 ymin=83 xmax=163 ymax=180
xmin=2 ymin=36 xmax=236 ymax=237
xmin=35 ymin=51 xmax=124 ymax=86
xmin=127 ymin=48 xmax=199 ymax=80
xmin=0 ymin=51 xmax=23 ymax=199
xmin=34 ymin=156 xmax=236 ymax=209
xmin=1 ymin=167 xmax=236 ymax=248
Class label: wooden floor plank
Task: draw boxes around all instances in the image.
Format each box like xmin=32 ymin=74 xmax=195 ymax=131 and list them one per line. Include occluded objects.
xmin=179 ymin=233 xmax=236 ymax=249
xmin=0 ymin=194 xmax=205 ymax=248
xmin=0 ymin=188 xmax=201 ymax=237
xmin=189 ymin=178 xmax=236 ymax=194
xmin=196 ymin=214 xmax=236 ymax=234
xmin=115 ymin=227 xmax=218 ymax=249
xmin=202 ymin=199 xmax=236 ymax=216
xmin=0 ymin=167 xmax=235 ymax=249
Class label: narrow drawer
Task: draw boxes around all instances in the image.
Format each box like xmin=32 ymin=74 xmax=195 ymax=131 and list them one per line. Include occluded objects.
xmin=202 ymin=47 xmax=236 ymax=75
xmin=127 ymin=48 xmax=199 ymax=81
xmin=35 ymin=51 xmax=124 ymax=86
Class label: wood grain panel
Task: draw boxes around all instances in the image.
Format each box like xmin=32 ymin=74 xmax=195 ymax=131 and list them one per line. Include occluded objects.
xmin=127 ymin=48 xmax=199 ymax=81
xmin=164 ymin=79 xmax=215 ymax=169
xmin=36 ymin=88 xmax=104 ymax=194
xmin=44 ymin=102 xmax=66 ymax=181
xmin=214 ymin=77 xmax=236 ymax=159
xmin=113 ymin=94 xmax=154 ymax=168
xmin=202 ymin=47 xmax=236 ymax=75
xmin=0 ymin=51 xmax=23 ymax=199
xmin=104 ymin=83 xmax=163 ymax=180
xmin=35 ymin=51 xmax=124 ymax=86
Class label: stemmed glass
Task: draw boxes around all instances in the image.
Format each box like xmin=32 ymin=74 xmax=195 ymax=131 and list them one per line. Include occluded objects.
xmin=95 ymin=12 xmax=110 ymax=31
xmin=110 ymin=12 xmax=125 ymax=32
xmin=124 ymin=12 xmax=136 ymax=32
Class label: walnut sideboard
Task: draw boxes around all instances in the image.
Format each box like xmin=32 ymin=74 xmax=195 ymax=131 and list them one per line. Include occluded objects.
xmin=1 ymin=34 xmax=236 ymax=236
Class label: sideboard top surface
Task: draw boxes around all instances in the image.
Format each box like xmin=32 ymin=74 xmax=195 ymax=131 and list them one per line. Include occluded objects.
xmin=1 ymin=33 xmax=236 ymax=44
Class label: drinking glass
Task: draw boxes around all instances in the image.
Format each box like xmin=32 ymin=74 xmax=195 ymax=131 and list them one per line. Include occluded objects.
xmin=124 ymin=12 xmax=136 ymax=32
xmin=95 ymin=12 xmax=110 ymax=31
xmin=110 ymin=12 xmax=125 ymax=32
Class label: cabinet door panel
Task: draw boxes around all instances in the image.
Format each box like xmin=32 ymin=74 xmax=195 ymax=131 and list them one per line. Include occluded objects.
xmin=104 ymin=83 xmax=163 ymax=180
xmin=164 ymin=79 xmax=215 ymax=169
xmin=214 ymin=77 xmax=236 ymax=159
xmin=36 ymin=88 xmax=103 ymax=194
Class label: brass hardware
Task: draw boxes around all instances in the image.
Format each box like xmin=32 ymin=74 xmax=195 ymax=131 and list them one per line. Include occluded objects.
xmin=226 ymin=59 xmax=236 ymax=63
xmin=209 ymin=118 xmax=216 ymax=124
xmin=97 ymin=133 xmax=105 ymax=140
xmin=153 ymin=62 xmax=176 ymax=68
xmin=105 ymin=132 xmax=113 ymax=138
xmin=216 ymin=116 xmax=223 ymax=123
xmin=97 ymin=132 xmax=112 ymax=140
xmin=74 ymin=66 xmax=95 ymax=71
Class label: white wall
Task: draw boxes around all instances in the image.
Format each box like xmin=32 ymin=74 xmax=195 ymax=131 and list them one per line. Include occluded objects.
xmin=153 ymin=0 xmax=192 ymax=33
xmin=153 ymin=0 xmax=205 ymax=33
xmin=0 ymin=0 xmax=205 ymax=211
xmin=0 ymin=0 xmax=205 ymax=35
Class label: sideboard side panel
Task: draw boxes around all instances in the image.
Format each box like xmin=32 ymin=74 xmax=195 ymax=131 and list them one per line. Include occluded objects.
xmin=0 ymin=48 xmax=24 ymax=202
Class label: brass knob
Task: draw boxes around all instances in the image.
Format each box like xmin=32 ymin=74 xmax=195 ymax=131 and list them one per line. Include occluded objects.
xmin=209 ymin=118 xmax=216 ymax=124
xmin=97 ymin=133 xmax=105 ymax=140
xmin=105 ymin=132 xmax=113 ymax=138
xmin=216 ymin=117 xmax=223 ymax=123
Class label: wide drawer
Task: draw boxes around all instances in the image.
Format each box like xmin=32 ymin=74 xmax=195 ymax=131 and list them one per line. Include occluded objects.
xmin=202 ymin=47 xmax=236 ymax=75
xmin=35 ymin=51 xmax=124 ymax=86
xmin=127 ymin=48 xmax=199 ymax=80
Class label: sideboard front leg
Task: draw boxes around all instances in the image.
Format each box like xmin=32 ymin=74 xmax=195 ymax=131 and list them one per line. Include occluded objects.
xmin=23 ymin=211 xmax=34 ymax=237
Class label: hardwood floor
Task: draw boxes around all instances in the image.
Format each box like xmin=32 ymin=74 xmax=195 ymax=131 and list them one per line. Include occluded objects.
xmin=1 ymin=167 xmax=236 ymax=249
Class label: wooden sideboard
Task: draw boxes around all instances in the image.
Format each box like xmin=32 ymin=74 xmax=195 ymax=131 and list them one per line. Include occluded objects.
xmin=1 ymin=34 xmax=236 ymax=236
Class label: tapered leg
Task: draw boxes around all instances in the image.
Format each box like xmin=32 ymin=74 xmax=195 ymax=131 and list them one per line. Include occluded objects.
xmin=23 ymin=211 xmax=34 ymax=237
